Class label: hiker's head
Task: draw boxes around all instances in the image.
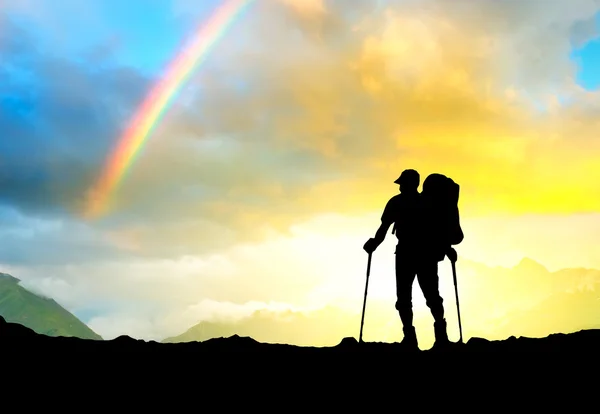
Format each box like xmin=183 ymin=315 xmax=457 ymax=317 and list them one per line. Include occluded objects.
xmin=394 ymin=169 xmax=420 ymax=193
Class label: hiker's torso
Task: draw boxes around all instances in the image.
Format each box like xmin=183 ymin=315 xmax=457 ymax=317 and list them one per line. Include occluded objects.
xmin=387 ymin=192 xmax=447 ymax=261
xmin=386 ymin=193 xmax=423 ymax=248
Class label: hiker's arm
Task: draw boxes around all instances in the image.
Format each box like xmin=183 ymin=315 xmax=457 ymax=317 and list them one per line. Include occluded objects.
xmin=364 ymin=220 xmax=392 ymax=253
xmin=373 ymin=221 xmax=393 ymax=245
xmin=373 ymin=197 xmax=396 ymax=245
xmin=364 ymin=200 xmax=394 ymax=253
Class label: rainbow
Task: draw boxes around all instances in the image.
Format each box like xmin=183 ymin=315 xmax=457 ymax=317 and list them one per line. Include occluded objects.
xmin=84 ymin=0 xmax=254 ymax=219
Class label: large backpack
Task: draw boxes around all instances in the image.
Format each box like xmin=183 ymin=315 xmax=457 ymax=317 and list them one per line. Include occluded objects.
xmin=421 ymin=173 xmax=464 ymax=246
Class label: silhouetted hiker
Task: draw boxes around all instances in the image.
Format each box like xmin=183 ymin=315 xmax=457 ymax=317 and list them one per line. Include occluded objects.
xmin=363 ymin=169 xmax=454 ymax=351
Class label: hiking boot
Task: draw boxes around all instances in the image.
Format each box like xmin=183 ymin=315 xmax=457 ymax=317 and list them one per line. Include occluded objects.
xmin=432 ymin=319 xmax=451 ymax=350
xmin=400 ymin=326 xmax=419 ymax=351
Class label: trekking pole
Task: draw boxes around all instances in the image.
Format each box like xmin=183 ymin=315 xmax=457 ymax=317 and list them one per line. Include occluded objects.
xmin=359 ymin=252 xmax=372 ymax=343
xmin=450 ymin=259 xmax=464 ymax=344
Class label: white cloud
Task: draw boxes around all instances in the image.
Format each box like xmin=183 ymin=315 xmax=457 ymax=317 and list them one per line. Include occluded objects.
xmin=87 ymin=299 xmax=318 ymax=341
xmin=6 ymin=211 xmax=597 ymax=342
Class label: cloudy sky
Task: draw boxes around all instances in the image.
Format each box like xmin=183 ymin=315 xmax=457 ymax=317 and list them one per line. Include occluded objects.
xmin=1 ymin=0 xmax=600 ymax=344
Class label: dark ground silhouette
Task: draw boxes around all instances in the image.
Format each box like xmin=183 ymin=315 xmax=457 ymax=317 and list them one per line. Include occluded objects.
xmin=2 ymin=314 xmax=598 ymax=403
xmin=3 ymin=314 xmax=599 ymax=357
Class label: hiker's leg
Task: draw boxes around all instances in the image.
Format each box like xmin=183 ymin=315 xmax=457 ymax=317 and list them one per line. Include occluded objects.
xmin=395 ymin=250 xmax=419 ymax=348
xmin=395 ymin=250 xmax=417 ymax=328
xmin=417 ymin=260 xmax=450 ymax=345
xmin=416 ymin=260 xmax=444 ymax=323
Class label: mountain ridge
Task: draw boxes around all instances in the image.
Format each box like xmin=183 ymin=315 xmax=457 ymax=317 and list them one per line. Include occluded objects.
xmin=162 ymin=256 xmax=600 ymax=345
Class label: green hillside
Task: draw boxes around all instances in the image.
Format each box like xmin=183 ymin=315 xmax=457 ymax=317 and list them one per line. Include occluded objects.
xmin=0 ymin=273 xmax=102 ymax=340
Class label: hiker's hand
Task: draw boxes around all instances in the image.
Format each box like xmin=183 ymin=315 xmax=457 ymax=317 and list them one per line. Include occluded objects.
xmin=363 ymin=238 xmax=378 ymax=254
xmin=446 ymin=247 xmax=457 ymax=263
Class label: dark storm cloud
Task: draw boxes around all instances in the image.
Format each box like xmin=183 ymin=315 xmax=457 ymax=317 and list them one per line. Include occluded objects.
xmin=0 ymin=16 xmax=151 ymax=220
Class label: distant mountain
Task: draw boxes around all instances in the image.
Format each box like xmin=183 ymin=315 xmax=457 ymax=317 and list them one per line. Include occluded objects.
xmin=163 ymin=257 xmax=600 ymax=347
xmin=457 ymin=257 xmax=600 ymax=326
xmin=162 ymin=305 xmax=359 ymax=346
xmin=495 ymin=285 xmax=600 ymax=338
xmin=0 ymin=272 xmax=102 ymax=340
